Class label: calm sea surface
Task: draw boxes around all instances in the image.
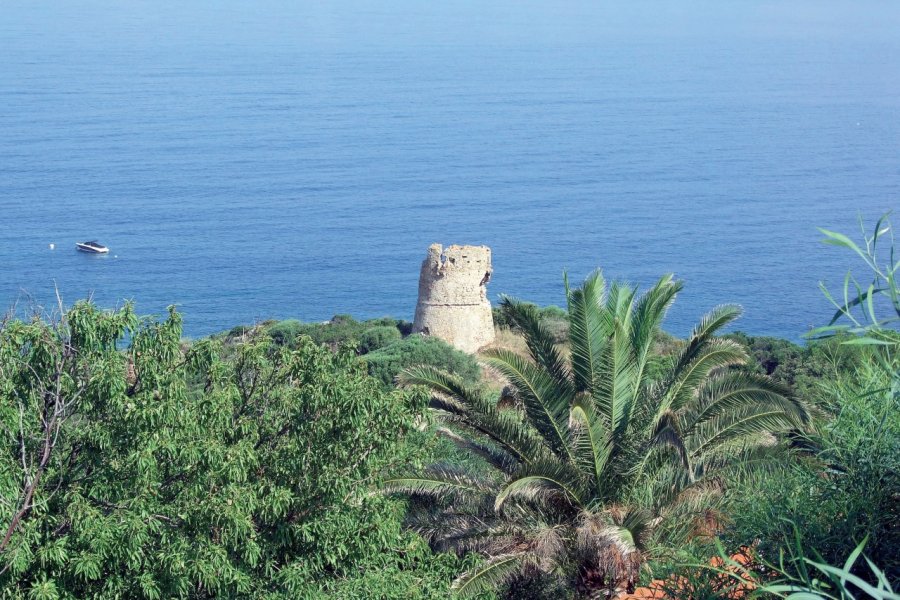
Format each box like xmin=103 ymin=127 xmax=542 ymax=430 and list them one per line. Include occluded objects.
xmin=2 ymin=1 xmax=899 ymax=340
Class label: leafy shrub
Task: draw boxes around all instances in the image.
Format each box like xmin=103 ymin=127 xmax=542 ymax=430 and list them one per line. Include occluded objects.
xmin=723 ymin=217 xmax=900 ymax=588
xmin=364 ymin=334 xmax=481 ymax=390
xmin=726 ymin=332 xmax=807 ymax=380
xmin=264 ymin=315 xmax=405 ymax=352
xmin=0 ymin=303 xmax=459 ymax=598
xmin=359 ymin=325 xmax=403 ymax=354
xmin=645 ymin=330 xmax=681 ymax=383
xmin=297 ymin=314 xmax=369 ymax=349
xmin=722 ymin=357 xmax=900 ymax=586
xmin=725 ymin=332 xmax=856 ymax=399
xmin=266 ymin=318 xmax=304 ymax=345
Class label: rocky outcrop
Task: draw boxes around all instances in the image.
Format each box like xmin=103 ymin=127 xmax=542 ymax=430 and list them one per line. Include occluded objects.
xmin=413 ymin=244 xmax=495 ymax=354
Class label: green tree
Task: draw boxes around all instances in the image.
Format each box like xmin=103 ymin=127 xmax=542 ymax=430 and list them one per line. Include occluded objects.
xmin=385 ymin=272 xmax=810 ymax=598
xmin=0 ymin=303 xmax=452 ymax=599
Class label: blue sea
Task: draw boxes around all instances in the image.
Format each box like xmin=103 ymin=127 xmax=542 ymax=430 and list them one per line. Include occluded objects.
xmin=2 ymin=0 xmax=898 ymax=341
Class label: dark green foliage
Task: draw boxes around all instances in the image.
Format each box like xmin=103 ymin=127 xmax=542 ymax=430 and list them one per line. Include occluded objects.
xmin=358 ymin=325 xmax=403 ymax=354
xmin=265 ymin=318 xmax=304 ymax=345
xmin=0 ymin=303 xmax=459 ymax=599
xmin=502 ymin=573 xmax=575 ymax=600
xmin=364 ymin=334 xmax=481 ymax=390
xmin=225 ymin=323 xmax=256 ymax=339
xmin=644 ymin=330 xmax=681 ymax=384
xmin=726 ymin=332 xmax=808 ymax=382
xmin=262 ymin=315 xmax=405 ymax=352
xmin=725 ymin=332 xmax=856 ymax=399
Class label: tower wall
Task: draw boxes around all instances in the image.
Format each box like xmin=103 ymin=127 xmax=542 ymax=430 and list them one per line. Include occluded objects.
xmin=413 ymin=244 xmax=495 ymax=353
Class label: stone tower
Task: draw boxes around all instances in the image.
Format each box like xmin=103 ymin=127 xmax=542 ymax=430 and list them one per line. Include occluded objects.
xmin=413 ymin=244 xmax=495 ymax=354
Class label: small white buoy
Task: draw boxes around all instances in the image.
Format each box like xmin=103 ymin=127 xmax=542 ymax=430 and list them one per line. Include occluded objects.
xmin=49 ymin=243 xmax=55 ymax=250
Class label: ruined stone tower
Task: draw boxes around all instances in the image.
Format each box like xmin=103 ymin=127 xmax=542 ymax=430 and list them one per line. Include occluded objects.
xmin=413 ymin=244 xmax=495 ymax=354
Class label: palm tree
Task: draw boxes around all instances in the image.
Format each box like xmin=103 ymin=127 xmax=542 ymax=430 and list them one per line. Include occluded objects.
xmin=384 ymin=271 xmax=811 ymax=598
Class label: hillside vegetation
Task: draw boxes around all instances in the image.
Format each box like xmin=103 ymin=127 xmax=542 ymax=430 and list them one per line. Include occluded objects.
xmin=1 ymin=217 xmax=897 ymax=599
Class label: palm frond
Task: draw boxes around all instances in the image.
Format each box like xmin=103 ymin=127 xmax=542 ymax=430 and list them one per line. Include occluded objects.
xmin=567 ymin=270 xmax=607 ymax=393
xmin=569 ymin=392 xmax=613 ymax=498
xmin=601 ymin=281 xmax=637 ymax=338
xmin=402 ymin=364 xmax=548 ymax=464
xmin=381 ymin=465 xmax=497 ymax=502
xmin=684 ymin=371 xmax=810 ymax=436
xmin=652 ymin=338 xmax=749 ymax=423
xmin=691 ymin=441 xmax=794 ymax=485
xmin=495 ymin=459 xmax=589 ymax=512
xmin=399 ymin=364 xmax=490 ymax=416
xmin=437 ymin=411 xmax=549 ymax=467
xmin=691 ymin=304 xmax=744 ymax=341
xmin=655 ymin=305 xmax=744 ymax=399
xmin=650 ymin=409 xmax=691 ymax=474
xmin=483 ymin=348 xmax=575 ymax=461
xmin=405 ymin=510 xmax=498 ymax=550
xmin=499 ymin=296 xmax=572 ymax=390
xmin=617 ymin=507 xmax=654 ymax=553
xmin=436 ymin=427 xmax=519 ymax=474
xmin=594 ymin=315 xmax=638 ymax=438
xmin=452 ymin=553 xmax=532 ymax=598
xmin=690 ymin=409 xmax=802 ymax=458
xmin=630 ymin=276 xmax=683 ymax=396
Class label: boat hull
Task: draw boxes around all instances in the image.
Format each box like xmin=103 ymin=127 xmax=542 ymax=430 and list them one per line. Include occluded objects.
xmin=76 ymin=243 xmax=109 ymax=254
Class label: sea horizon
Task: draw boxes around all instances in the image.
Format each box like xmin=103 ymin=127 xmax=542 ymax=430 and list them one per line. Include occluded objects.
xmin=3 ymin=0 xmax=898 ymax=342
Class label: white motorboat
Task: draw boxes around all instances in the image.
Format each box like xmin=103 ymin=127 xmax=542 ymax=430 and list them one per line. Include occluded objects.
xmin=76 ymin=241 xmax=109 ymax=254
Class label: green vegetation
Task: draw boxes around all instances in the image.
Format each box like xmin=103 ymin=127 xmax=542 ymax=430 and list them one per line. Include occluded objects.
xmin=358 ymin=325 xmax=403 ymax=354
xmin=0 ymin=305 xmax=462 ymax=599
xmin=494 ymin=303 xmax=569 ymax=344
xmin=224 ymin=316 xmax=479 ymax=392
xmin=751 ymin=536 xmax=898 ymax=599
xmin=2 ymin=215 xmax=897 ymax=599
xmin=364 ymin=334 xmax=481 ymax=390
xmin=723 ymin=332 xmax=855 ymax=398
xmin=238 ymin=314 xmax=411 ymax=353
xmin=717 ymin=215 xmax=900 ymax=591
xmin=721 ymin=352 xmax=899 ymax=580
xmin=641 ymin=215 xmax=899 ymax=597
xmin=386 ymin=273 xmax=810 ymax=597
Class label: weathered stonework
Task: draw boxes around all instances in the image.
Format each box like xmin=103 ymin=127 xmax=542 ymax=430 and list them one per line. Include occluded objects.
xmin=413 ymin=244 xmax=495 ymax=354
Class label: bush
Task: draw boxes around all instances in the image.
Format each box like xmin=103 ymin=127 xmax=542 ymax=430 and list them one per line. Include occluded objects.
xmin=722 ymin=217 xmax=900 ymax=587
xmin=359 ymin=325 xmax=403 ymax=354
xmin=725 ymin=332 xmax=856 ymax=400
xmin=722 ymin=356 xmax=900 ymax=586
xmin=364 ymin=334 xmax=481 ymax=390
xmin=644 ymin=330 xmax=681 ymax=383
xmin=264 ymin=315 xmax=405 ymax=352
xmin=266 ymin=318 xmax=304 ymax=345
xmin=0 ymin=303 xmax=461 ymax=598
